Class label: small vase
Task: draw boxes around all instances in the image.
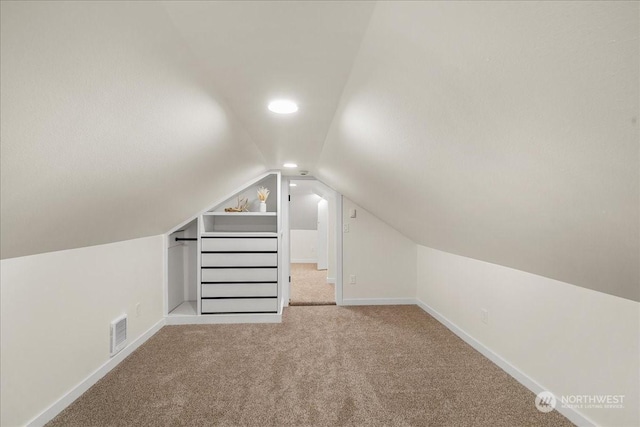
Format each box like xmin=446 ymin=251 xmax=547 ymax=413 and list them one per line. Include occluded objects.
xmin=259 ymin=201 xmax=267 ymax=212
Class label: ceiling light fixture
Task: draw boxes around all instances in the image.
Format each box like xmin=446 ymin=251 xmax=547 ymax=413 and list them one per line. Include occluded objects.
xmin=268 ymin=100 xmax=298 ymax=114
xmin=289 ymin=183 xmax=297 ymax=187
xmin=283 ymin=163 xmax=298 ymax=168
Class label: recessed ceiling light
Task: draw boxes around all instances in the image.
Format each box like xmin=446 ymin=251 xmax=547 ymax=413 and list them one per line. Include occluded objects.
xmin=283 ymin=163 xmax=298 ymax=168
xmin=268 ymin=100 xmax=298 ymax=114
xmin=289 ymin=183 xmax=297 ymax=187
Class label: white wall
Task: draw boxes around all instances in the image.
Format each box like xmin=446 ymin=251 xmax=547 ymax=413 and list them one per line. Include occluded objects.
xmin=318 ymin=1 xmax=639 ymax=302
xmin=290 ymin=230 xmax=318 ymax=263
xmin=0 ymin=236 xmax=164 ymax=427
xmin=417 ymin=245 xmax=639 ymax=427
xmin=342 ymin=198 xmax=416 ymax=302
xmin=290 ymin=193 xmax=320 ymax=230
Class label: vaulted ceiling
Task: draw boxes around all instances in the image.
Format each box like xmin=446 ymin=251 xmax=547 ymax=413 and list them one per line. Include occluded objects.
xmin=163 ymin=1 xmax=375 ymax=171
xmin=317 ymin=1 xmax=639 ymax=301
xmin=0 ymin=1 xmax=373 ymax=259
xmin=1 ymin=2 xmax=637 ymax=301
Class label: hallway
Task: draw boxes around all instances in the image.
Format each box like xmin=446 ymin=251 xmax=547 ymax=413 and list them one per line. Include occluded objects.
xmin=289 ymin=263 xmax=335 ymax=306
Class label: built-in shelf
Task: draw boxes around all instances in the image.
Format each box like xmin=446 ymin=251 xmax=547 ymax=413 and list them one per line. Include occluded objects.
xmin=199 ymin=171 xmax=280 ymax=316
xmin=202 ymin=212 xmax=277 ymax=233
xmin=204 ymin=212 xmax=276 ymax=216
xmin=201 ymin=232 xmax=278 ymax=237
xmin=166 ymin=171 xmax=281 ymax=320
xmin=169 ymin=301 xmax=197 ymax=316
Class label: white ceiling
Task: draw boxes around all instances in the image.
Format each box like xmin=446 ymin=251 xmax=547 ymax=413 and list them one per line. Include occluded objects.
xmin=317 ymin=1 xmax=639 ymax=301
xmin=1 ymin=2 xmax=637 ymax=301
xmin=0 ymin=1 xmax=267 ymax=259
xmin=0 ymin=1 xmax=373 ymax=259
xmin=162 ymin=1 xmax=375 ymax=173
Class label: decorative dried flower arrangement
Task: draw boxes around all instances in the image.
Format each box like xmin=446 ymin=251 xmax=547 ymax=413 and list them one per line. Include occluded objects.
xmin=257 ymin=187 xmax=270 ymax=202
xmin=224 ymin=196 xmax=249 ymax=212
xmin=257 ymin=187 xmax=270 ymax=212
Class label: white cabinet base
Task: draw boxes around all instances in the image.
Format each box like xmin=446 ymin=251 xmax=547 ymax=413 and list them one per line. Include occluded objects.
xmin=201 ymin=298 xmax=278 ymax=314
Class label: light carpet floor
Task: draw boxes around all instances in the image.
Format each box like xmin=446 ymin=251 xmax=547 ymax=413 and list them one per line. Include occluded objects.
xmin=289 ymin=263 xmax=335 ymax=306
xmin=48 ymin=306 xmax=572 ymax=427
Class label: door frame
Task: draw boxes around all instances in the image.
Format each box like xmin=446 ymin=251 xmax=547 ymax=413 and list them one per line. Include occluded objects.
xmin=281 ymin=176 xmax=343 ymax=306
xmin=316 ymin=198 xmax=329 ymax=270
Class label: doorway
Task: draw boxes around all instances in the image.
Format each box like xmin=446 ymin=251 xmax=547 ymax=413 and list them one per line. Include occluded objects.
xmin=287 ymin=179 xmax=337 ymax=305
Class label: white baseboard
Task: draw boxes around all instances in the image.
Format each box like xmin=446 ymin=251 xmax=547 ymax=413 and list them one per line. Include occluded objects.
xmin=27 ymin=318 xmax=166 ymax=427
xmin=415 ymin=299 xmax=596 ymax=427
xmin=342 ymin=297 xmax=416 ymax=306
xmin=165 ymin=312 xmax=282 ymax=325
xmin=327 ymin=277 xmax=336 ymax=284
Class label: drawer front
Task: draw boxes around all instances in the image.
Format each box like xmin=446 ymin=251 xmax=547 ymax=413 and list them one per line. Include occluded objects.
xmin=201 ymin=237 xmax=277 ymax=252
xmin=202 ymin=253 xmax=277 ymax=267
xmin=201 ymin=298 xmax=278 ymax=314
xmin=201 ymin=267 xmax=277 ymax=283
xmin=202 ymin=283 xmax=277 ymax=298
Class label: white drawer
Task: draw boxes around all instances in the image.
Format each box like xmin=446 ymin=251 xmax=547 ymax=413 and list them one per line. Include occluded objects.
xmin=201 ymin=237 xmax=277 ymax=252
xmin=202 ymin=283 xmax=277 ymax=298
xmin=201 ymin=298 xmax=278 ymax=313
xmin=201 ymin=253 xmax=277 ymax=267
xmin=201 ymin=267 xmax=277 ymax=283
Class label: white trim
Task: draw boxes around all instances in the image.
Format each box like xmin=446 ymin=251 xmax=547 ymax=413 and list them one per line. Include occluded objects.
xmin=196 ymin=220 xmax=202 ymax=316
xmin=291 ymin=258 xmax=317 ymax=264
xmin=165 ymin=313 xmax=281 ymax=325
xmin=276 ymin=172 xmax=282 ymax=233
xmin=327 ymin=277 xmax=336 ymax=284
xmin=26 ymin=318 xmax=166 ymax=427
xmin=286 ymin=177 xmax=342 ymax=306
xmin=280 ymin=177 xmax=290 ymax=307
xmin=342 ymin=298 xmax=417 ymax=306
xmin=335 ymin=195 xmax=343 ymax=305
xmin=416 ymin=299 xmax=597 ymax=427
xmin=162 ymin=235 xmax=169 ymax=316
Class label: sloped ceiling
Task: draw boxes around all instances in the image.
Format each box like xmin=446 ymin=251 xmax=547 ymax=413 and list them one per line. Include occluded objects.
xmin=0 ymin=1 xmax=373 ymax=259
xmin=317 ymin=2 xmax=639 ymax=301
xmin=0 ymin=1 xmax=269 ymax=259
xmin=162 ymin=1 xmax=375 ymax=171
xmin=2 ymin=2 xmax=637 ymax=301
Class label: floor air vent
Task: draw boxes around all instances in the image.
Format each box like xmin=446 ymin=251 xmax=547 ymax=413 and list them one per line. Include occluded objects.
xmin=110 ymin=314 xmax=127 ymax=356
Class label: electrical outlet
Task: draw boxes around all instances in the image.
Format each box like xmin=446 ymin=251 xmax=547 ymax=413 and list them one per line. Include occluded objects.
xmin=481 ymin=308 xmax=488 ymax=325
xmin=136 ymin=303 xmax=141 ymax=318
xmin=349 ymin=275 xmax=356 ymax=284
xmin=343 ymin=224 xmax=350 ymax=233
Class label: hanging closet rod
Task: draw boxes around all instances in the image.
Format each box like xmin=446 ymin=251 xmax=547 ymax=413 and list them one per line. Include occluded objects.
xmin=175 ymin=238 xmax=197 ymax=242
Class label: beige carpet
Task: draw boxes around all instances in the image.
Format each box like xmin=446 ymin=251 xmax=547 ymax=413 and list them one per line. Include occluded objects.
xmin=289 ymin=263 xmax=335 ymax=306
xmin=48 ymin=306 xmax=571 ymax=427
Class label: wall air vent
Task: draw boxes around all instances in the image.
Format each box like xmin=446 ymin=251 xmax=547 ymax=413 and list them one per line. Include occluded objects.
xmin=110 ymin=314 xmax=127 ymax=356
